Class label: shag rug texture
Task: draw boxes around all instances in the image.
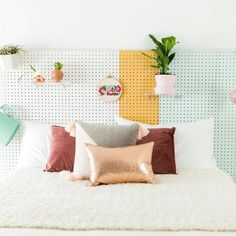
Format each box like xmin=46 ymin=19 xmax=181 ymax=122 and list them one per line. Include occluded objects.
xmin=0 ymin=168 xmax=236 ymax=231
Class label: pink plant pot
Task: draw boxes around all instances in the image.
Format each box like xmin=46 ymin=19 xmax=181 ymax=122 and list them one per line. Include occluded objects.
xmin=154 ymin=75 xmax=176 ymax=95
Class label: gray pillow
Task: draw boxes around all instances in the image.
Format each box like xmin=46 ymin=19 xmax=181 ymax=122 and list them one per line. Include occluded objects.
xmin=79 ymin=121 xmax=139 ymax=147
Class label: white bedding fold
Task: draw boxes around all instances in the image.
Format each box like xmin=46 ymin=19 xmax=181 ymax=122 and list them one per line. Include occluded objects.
xmin=0 ymin=168 xmax=235 ymax=231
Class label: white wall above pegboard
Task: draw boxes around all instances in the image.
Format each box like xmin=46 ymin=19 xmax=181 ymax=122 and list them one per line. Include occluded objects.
xmin=0 ymin=49 xmax=119 ymax=175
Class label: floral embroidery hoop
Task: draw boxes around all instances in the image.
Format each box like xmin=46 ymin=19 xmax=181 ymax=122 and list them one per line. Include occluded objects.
xmin=97 ymin=76 xmax=122 ymax=103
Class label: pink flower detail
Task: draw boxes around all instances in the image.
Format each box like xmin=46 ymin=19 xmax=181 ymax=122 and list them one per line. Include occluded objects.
xmin=107 ymin=90 xmax=114 ymax=96
xmin=99 ymin=87 xmax=106 ymax=94
xmin=115 ymin=85 xmax=121 ymax=92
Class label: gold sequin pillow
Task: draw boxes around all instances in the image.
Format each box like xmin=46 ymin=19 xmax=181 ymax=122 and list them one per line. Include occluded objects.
xmin=85 ymin=142 xmax=156 ymax=186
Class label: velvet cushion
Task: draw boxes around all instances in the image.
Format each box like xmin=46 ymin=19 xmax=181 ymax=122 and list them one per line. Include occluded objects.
xmin=79 ymin=121 xmax=140 ymax=147
xmin=45 ymin=126 xmax=75 ymax=172
xmin=137 ymin=128 xmax=176 ymax=174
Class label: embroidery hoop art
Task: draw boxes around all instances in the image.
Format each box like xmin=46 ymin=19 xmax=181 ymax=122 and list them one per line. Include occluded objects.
xmin=97 ymin=76 xmax=122 ymax=103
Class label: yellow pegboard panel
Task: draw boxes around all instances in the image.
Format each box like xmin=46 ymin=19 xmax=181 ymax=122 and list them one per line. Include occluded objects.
xmin=119 ymin=51 xmax=159 ymax=125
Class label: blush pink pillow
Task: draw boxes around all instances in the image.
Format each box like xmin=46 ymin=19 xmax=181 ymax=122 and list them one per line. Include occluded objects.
xmin=45 ymin=126 xmax=75 ymax=172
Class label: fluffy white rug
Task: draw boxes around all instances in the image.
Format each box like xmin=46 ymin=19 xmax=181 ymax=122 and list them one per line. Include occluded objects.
xmin=0 ymin=168 xmax=235 ymax=231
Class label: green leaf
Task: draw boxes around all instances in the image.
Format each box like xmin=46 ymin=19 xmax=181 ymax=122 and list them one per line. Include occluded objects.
xmin=151 ymin=65 xmax=159 ymax=68
xmin=54 ymin=62 xmax=63 ymax=70
xmin=152 ymin=48 xmax=164 ymax=58
xmin=148 ymin=34 xmax=166 ymax=54
xmin=30 ymin=65 xmax=37 ymax=72
xmin=163 ymin=56 xmax=169 ymax=65
xmin=168 ymin=53 xmax=175 ymax=63
xmin=162 ymin=36 xmax=176 ymax=55
xmin=141 ymin=52 xmax=156 ymax=60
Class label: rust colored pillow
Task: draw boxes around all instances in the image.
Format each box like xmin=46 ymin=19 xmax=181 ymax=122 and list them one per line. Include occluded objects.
xmin=137 ymin=128 xmax=176 ymax=174
xmin=45 ymin=126 xmax=75 ymax=172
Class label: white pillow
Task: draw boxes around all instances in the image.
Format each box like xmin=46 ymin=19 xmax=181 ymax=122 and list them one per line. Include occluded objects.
xmin=17 ymin=121 xmax=51 ymax=169
xmin=73 ymin=121 xmax=96 ymax=179
xmin=115 ymin=117 xmax=157 ymax=129
xmin=115 ymin=117 xmax=217 ymax=172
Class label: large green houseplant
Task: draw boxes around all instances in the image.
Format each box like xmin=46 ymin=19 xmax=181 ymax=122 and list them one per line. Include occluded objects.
xmin=0 ymin=45 xmax=23 ymax=70
xmin=143 ymin=34 xmax=178 ymax=95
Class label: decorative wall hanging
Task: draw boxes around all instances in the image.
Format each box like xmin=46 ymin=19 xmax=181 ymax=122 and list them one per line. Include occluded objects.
xmin=0 ymin=45 xmax=23 ymax=70
xmin=97 ymin=75 xmax=122 ymax=102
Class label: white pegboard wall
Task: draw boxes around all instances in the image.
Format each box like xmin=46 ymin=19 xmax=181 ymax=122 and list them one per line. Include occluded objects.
xmin=0 ymin=50 xmax=236 ymax=179
xmin=0 ymin=50 xmax=119 ymax=175
xmin=159 ymin=51 xmax=236 ymax=178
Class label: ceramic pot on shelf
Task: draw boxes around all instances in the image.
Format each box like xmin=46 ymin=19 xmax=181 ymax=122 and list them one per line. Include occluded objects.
xmin=51 ymin=69 xmax=64 ymax=82
xmin=154 ymin=74 xmax=176 ymax=95
xmin=0 ymin=54 xmax=20 ymax=70
xmin=51 ymin=62 xmax=64 ymax=82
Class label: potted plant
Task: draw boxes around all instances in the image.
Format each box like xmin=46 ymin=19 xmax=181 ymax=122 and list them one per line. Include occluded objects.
xmin=142 ymin=34 xmax=178 ymax=95
xmin=51 ymin=62 xmax=64 ymax=82
xmin=0 ymin=45 xmax=23 ymax=70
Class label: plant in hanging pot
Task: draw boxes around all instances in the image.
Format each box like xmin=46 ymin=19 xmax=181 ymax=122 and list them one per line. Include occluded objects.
xmin=0 ymin=45 xmax=23 ymax=70
xmin=142 ymin=34 xmax=178 ymax=95
xmin=51 ymin=62 xmax=64 ymax=82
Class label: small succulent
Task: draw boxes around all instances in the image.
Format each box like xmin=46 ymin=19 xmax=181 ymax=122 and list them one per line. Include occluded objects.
xmin=54 ymin=62 xmax=63 ymax=70
xmin=0 ymin=45 xmax=23 ymax=55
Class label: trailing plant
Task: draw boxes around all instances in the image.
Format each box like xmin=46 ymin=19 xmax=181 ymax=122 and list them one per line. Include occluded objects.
xmin=142 ymin=34 xmax=178 ymax=75
xmin=0 ymin=45 xmax=23 ymax=55
xmin=54 ymin=62 xmax=63 ymax=70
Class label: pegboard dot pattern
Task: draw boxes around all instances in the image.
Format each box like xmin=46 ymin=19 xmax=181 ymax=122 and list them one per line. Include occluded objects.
xmin=0 ymin=50 xmax=119 ymax=175
xmin=0 ymin=50 xmax=236 ymax=180
xmin=119 ymin=51 xmax=158 ymax=125
xmin=159 ymin=51 xmax=236 ymax=178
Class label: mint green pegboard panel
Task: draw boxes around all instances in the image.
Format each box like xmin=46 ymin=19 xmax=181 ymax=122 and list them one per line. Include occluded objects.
xmin=159 ymin=51 xmax=236 ymax=178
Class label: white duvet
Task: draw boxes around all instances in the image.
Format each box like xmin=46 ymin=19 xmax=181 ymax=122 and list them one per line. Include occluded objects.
xmin=0 ymin=168 xmax=235 ymax=231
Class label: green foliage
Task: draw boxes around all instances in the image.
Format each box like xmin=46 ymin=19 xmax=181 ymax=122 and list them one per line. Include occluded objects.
xmin=142 ymin=34 xmax=178 ymax=74
xmin=30 ymin=65 xmax=37 ymax=73
xmin=0 ymin=45 xmax=23 ymax=55
xmin=54 ymin=62 xmax=63 ymax=70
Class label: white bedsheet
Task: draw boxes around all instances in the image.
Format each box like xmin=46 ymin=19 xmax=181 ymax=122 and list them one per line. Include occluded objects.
xmin=0 ymin=168 xmax=235 ymax=232
xmin=0 ymin=229 xmax=235 ymax=236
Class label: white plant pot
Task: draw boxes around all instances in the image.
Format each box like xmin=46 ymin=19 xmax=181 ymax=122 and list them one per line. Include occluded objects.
xmin=154 ymin=74 xmax=176 ymax=95
xmin=0 ymin=54 xmax=20 ymax=70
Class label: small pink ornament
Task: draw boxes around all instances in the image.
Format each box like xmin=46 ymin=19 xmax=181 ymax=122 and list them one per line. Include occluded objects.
xmin=230 ymin=89 xmax=236 ymax=104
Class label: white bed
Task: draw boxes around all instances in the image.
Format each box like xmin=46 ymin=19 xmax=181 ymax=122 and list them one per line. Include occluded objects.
xmin=0 ymin=229 xmax=235 ymax=236
xmin=0 ymin=168 xmax=235 ymax=235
